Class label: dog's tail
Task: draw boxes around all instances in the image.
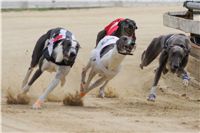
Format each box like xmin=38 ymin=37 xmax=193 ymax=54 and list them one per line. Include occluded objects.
xmin=140 ymin=37 xmax=163 ymax=69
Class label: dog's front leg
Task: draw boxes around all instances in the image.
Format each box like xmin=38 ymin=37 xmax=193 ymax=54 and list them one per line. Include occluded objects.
xmin=148 ymin=51 xmax=168 ymax=101
xmin=33 ymin=66 xmax=70 ymax=109
xmin=177 ymin=69 xmax=190 ymax=87
xmin=98 ymin=80 xmax=109 ymax=98
xmin=32 ymin=77 xmax=60 ymax=109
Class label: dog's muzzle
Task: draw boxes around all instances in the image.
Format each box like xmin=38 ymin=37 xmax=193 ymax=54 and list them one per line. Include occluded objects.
xmin=69 ymin=52 xmax=76 ymax=60
xmin=120 ymin=43 xmax=136 ymax=55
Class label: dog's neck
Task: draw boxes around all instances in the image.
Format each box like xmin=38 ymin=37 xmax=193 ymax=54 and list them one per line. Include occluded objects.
xmin=53 ymin=43 xmax=64 ymax=62
xmin=101 ymin=45 xmax=126 ymax=71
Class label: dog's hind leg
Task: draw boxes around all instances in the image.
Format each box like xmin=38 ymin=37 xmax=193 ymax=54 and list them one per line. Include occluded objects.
xmin=21 ymin=67 xmax=34 ymax=88
xmin=84 ymin=77 xmax=107 ymax=94
xmin=22 ymin=34 xmax=48 ymax=88
xmin=148 ymin=51 xmax=168 ymax=101
xmin=81 ymin=60 xmax=93 ymax=93
xmin=80 ymin=68 xmax=96 ymax=97
xmin=22 ymin=69 xmax=43 ymax=94
xmin=98 ymin=80 xmax=109 ymax=98
xmin=21 ymin=57 xmax=47 ymax=94
xmin=81 ymin=60 xmax=92 ymax=84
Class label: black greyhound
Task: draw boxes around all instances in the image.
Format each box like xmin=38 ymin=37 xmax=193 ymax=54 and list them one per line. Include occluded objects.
xmin=96 ymin=18 xmax=137 ymax=45
xmin=140 ymin=34 xmax=191 ymax=101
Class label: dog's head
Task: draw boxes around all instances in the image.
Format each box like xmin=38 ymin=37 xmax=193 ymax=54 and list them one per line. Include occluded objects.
xmin=118 ymin=19 xmax=137 ymax=38
xmin=54 ymin=39 xmax=80 ymax=63
xmin=167 ymin=36 xmax=191 ymax=73
xmin=116 ymin=36 xmax=136 ymax=55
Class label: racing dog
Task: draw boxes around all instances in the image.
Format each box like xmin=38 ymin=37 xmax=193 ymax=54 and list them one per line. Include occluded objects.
xmin=21 ymin=28 xmax=80 ymax=109
xmin=96 ymin=18 xmax=137 ymax=45
xmin=80 ymin=35 xmax=136 ymax=98
xmin=140 ymin=34 xmax=191 ymax=101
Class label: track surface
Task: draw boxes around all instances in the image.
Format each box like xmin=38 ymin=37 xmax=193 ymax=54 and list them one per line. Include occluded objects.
xmin=2 ymin=5 xmax=200 ymax=133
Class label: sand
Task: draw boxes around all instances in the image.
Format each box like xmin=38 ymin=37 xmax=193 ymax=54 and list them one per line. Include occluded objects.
xmin=2 ymin=5 xmax=200 ymax=133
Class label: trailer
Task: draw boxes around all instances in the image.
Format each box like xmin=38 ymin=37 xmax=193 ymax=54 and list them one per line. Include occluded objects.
xmin=163 ymin=1 xmax=200 ymax=88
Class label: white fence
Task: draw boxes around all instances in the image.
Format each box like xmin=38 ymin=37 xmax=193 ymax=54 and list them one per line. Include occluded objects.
xmin=1 ymin=0 xmax=186 ymax=9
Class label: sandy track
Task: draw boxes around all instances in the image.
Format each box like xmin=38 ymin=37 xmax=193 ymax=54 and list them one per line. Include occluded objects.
xmin=2 ymin=5 xmax=200 ymax=133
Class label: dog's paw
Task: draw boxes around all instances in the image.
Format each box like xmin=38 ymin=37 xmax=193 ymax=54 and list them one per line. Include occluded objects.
xmin=147 ymin=94 xmax=156 ymax=102
xmin=139 ymin=64 xmax=143 ymax=69
xmin=183 ymin=79 xmax=189 ymax=87
xmin=79 ymin=92 xmax=86 ymax=98
xmin=162 ymin=68 xmax=168 ymax=75
xmin=153 ymin=68 xmax=157 ymax=73
xmin=32 ymin=99 xmax=44 ymax=109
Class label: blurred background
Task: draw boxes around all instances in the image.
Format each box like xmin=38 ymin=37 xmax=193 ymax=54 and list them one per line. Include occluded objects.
xmin=2 ymin=0 xmax=186 ymax=9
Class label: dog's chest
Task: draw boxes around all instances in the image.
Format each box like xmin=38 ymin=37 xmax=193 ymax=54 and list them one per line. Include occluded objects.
xmin=45 ymin=62 xmax=57 ymax=72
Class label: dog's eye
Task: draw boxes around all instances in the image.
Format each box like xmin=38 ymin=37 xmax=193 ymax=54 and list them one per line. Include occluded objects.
xmin=130 ymin=42 xmax=135 ymax=46
xmin=128 ymin=24 xmax=134 ymax=29
xmin=123 ymin=37 xmax=128 ymax=41
xmin=76 ymin=45 xmax=79 ymax=49
xmin=179 ymin=45 xmax=185 ymax=49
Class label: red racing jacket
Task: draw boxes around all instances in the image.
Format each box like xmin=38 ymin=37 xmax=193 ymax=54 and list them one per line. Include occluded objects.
xmin=104 ymin=18 xmax=136 ymax=40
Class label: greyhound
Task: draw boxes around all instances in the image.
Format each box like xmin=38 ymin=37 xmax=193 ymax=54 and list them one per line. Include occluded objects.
xmin=21 ymin=28 xmax=80 ymax=109
xmin=140 ymin=34 xmax=191 ymax=101
xmin=80 ymin=35 xmax=136 ymax=98
xmin=96 ymin=18 xmax=137 ymax=45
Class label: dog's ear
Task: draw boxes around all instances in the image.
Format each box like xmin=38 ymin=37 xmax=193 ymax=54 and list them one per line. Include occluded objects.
xmin=118 ymin=19 xmax=129 ymax=27
xmin=181 ymin=53 xmax=189 ymax=68
xmin=116 ymin=36 xmax=127 ymax=51
xmin=116 ymin=37 xmax=123 ymax=48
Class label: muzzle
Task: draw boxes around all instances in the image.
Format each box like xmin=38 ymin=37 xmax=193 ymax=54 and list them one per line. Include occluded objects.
xmin=118 ymin=40 xmax=136 ymax=55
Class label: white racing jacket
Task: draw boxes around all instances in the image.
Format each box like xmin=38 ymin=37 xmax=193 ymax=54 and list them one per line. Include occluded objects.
xmin=91 ymin=36 xmax=120 ymax=78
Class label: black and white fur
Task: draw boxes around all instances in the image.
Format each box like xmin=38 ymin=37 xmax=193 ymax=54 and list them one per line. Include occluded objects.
xmin=21 ymin=28 xmax=80 ymax=109
xmin=80 ymin=35 xmax=135 ymax=98
xmin=140 ymin=34 xmax=191 ymax=101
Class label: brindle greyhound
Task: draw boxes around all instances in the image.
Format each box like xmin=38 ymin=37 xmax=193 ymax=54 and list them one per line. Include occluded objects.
xmin=140 ymin=34 xmax=191 ymax=101
xmin=21 ymin=28 xmax=80 ymax=109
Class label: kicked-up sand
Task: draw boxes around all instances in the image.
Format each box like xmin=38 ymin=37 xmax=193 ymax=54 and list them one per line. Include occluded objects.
xmin=2 ymin=4 xmax=200 ymax=133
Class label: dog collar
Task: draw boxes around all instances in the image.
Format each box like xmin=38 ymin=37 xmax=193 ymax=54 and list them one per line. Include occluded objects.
xmin=164 ymin=34 xmax=176 ymax=49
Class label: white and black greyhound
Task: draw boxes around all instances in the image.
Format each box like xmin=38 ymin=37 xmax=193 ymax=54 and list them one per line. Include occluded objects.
xmin=21 ymin=28 xmax=80 ymax=109
xmin=80 ymin=35 xmax=136 ymax=98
